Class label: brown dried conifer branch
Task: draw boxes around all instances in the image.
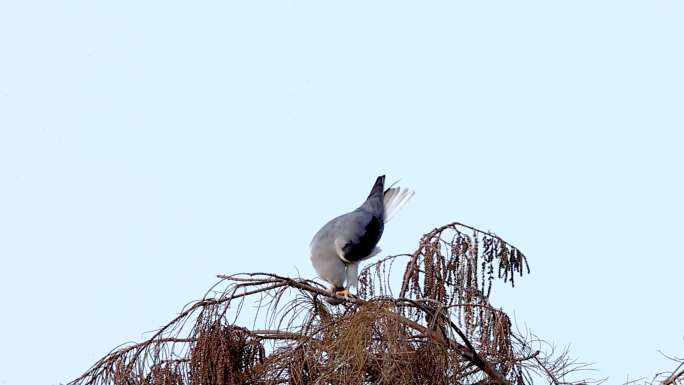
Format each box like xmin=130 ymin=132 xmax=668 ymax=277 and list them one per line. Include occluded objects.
xmin=662 ymin=361 xmax=684 ymax=385
xmin=69 ymin=221 xmax=595 ymax=385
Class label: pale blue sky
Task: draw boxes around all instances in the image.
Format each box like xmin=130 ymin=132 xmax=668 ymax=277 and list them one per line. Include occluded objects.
xmin=1 ymin=1 xmax=683 ymax=384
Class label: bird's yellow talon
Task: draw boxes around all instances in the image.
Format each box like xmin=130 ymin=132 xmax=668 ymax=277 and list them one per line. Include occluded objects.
xmin=335 ymin=288 xmax=350 ymax=298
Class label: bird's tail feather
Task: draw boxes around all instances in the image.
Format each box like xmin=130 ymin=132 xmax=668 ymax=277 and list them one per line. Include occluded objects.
xmin=383 ymin=186 xmax=414 ymax=222
xmin=346 ymin=262 xmax=360 ymax=289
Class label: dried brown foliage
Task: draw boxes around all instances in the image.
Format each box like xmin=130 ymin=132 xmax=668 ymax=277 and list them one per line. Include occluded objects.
xmin=70 ymin=221 xmax=596 ymax=385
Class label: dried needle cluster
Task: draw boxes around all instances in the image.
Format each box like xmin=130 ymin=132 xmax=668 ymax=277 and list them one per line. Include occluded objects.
xmin=69 ymin=221 xmax=595 ymax=385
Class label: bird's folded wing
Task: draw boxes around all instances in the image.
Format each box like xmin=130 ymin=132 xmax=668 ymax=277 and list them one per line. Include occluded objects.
xmin=332 ymin=212 xmax=383 ymax=263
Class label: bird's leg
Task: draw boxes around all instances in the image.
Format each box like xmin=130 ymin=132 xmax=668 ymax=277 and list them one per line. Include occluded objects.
xmin=335 ymin=288 xmax=350 ymax=298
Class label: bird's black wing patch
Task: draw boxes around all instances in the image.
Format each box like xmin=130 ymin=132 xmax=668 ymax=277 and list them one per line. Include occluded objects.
xmin=341 ymin=215 xmax=384 ymax=263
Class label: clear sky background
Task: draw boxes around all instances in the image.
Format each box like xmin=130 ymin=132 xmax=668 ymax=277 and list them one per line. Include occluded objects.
xmin=1 ymin=1 xmax=682 ymax=384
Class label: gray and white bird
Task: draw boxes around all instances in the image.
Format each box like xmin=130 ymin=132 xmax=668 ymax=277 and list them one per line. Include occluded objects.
xmin=310 ymin=175 xmax=414 ymax=299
